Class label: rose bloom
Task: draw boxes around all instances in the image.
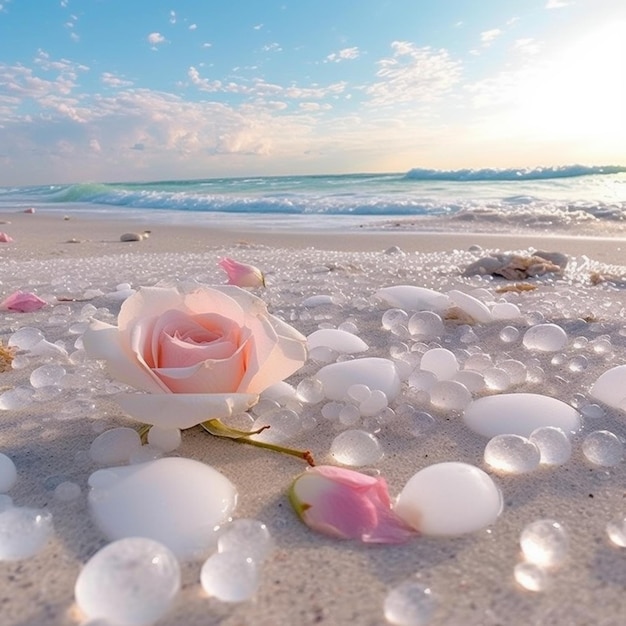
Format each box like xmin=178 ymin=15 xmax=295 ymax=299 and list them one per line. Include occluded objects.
xmin=83 ymin=285 xmax=307 ymax=429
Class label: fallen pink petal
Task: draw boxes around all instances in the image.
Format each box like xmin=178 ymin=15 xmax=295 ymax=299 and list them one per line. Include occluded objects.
xmin=219 ymin=257 xmax=266 ymax=288
xmin=0 ymin=291 xmax=47 ymax=312
xmin=0 ymin=232 xmax=14 ymax=243
xmin=289 ymin=465 xmax=417 ymax=544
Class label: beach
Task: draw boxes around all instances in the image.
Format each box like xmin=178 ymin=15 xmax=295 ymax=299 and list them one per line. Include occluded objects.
xmin=3 ymin=207 xmax=626 ymax=626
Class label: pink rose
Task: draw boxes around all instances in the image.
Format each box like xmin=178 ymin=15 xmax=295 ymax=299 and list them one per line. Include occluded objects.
xmin=83 ymin=285 xmax=307 ymax=429
xmin=219 ymin=257 xmax=266 ymax=288
xmin=0 ymin=291 xmax=47 ymax=312
xmin=289 ymin=465 xmax=417 ymax=544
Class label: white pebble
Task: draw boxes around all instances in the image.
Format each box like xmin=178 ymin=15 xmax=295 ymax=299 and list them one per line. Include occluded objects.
xmin=218 ymin=518 xmax=273 ymax=563
xmin=147 ymin=426 xmax=182 ymax=453
xmin=89 ymin=428 xmax=142 ymax=465
xmin=520 ymin=519 xmax=568 ymax=567
xmin=200 ymin=551 xmax=260 ymax=603
xmin=330 ymin=430 xmax=383 ymax=467
xmin=384 ymin=579 xmax=436 ymax=625
xmin=606 ymin=517 xmax=626 ymax=547
xmin=420 ymin=348 xmax=459 ymax=381
xmin=75 ymin=537 xmax=180 ymax=625
xmin=54 ymin=481 xmax=82 ymax=502
xmin=484 ymin=435 xmax=541 ymax=473
xmin=429 ymin=380 xmax=471 ymax=410
xmin=0 ymin=506 xmax=53 ymax=560
xmin=529 ymin=427 xmax=572 ymax=465
xmin=0 ymin=453 xmax=17 ymax=493
xmin=582 ymin=430 xmax=624 ymax=467
xmin=523 ymin=324 xmax=568 ymax=352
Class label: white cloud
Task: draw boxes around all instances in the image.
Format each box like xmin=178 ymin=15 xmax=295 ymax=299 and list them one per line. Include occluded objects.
xmin=514 ymin=38 xmax=541 ymax=55
xmin=169 ymin=10 xmax=176 ymax=24
xmin=546 ymin=0 xmax=569 ymax=8
xmin=189 ymin=23 xmax=197 ymax=30
xmin=365 ymin=41 xmax=462 ymax=107
xmin=202 ymin=42 xmax=212 ymax=48
xmin=147 ymin=32 xmax=166 ymax=46
xmin=480 ymin=28 xmax=502 ymax=45
xmin=101 ymin=72 xmax=133 ymax=88
xmin=253 ymin=23 xmax=263 ymax=30
xmin=262 ymin=42 xmax=282 ymax=53
xmin=325 ymin=47 xmax=360 ymax=63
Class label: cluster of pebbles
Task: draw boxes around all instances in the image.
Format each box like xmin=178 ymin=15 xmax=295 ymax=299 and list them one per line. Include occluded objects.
xmin=2 ymin=243 xmax=626 ymax=625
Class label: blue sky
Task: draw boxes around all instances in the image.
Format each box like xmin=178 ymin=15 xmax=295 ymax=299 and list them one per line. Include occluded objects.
xmin=0 ymin=0 xmax=624 ymax=185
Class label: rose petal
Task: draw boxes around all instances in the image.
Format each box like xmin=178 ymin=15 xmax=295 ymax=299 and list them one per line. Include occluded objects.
xmin=116 ymin=392 xmax=259 ymax=428
xmin=83 ymin=321 xmax=169 ymax=393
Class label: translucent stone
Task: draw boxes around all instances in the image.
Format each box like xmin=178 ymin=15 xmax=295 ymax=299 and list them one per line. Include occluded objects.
xmin=567 ymin=355 xmax=588 ymax=373
xmin=200 ymin=551 xmax=260 ymax=602
xmin=0 ymin=506 xmax=54 ymax=560
xmin=484 ymin=435 xmax=541 ymax=473
xmin=520 ymin=519 xmax=568 ymax=567
xmin=483 ymin=367 xmax=511 ymax=391
xmin=251 ymin=409 xmax=302 ymax=443
xmin=218 ymin=518 xmax=274 ymax=563
xmin=296 ymin=378 xmax=325 ymax=404
xmin=404 ymin=410 xmax=436 ymax=438
xmin=395 ymin=462 xmax=502 ymax=535
xmin=347 ymin=384 xmax=371 ymax=403
xmin=129 ymin=445 xmax=164 ymax=464
xmin=316 ymin=358 xmax=401 ymax=402
xmin=321 ymin=402 xmax=343 ymax=420
xmin=8 ymin=327 xmax=45 ymax=350
xmin=147 ymin=426 xmax=182 ymax=452
xmin=497 ymin=359 xmax=527 ymax=385
xmin=308 ymin=346 xmax=337 ymax=363
xmin=384 ymin=579 xmax=436 ymax=626
xmin=0 ymin=386 xmax=35 ymax=410
xmin=453 ymin=370 xmax=485 ymax=393
xmin=75 ymin=537 xmax=180 ymax=625
xmin=54 ymin=481 xmax=81 ymax=502
xmin=499 ymin=326 xmax=520 ymax=343
xmin=463 ymin=393 xmax=581 ymax=437
xmin=582 ymin=430 xmax=624 ymax=466
xmin=359 ymin=389 xmax=388 ymax=416
xmin=0 ymin=453 xmax=17 ymax=493
xmin=514 ymin=562 xmax=549 ymax=592
xmin=30 ymin=364 xmax=66 ymax=388
xmin=448 ymin=289 xmax=493 ymax=323
xmin=330 ymin=429 xmax=383 ymax=467
xmin=592 ymin=338 xmax=613 ymax=355
xmin=306 ymin=328 xmax=368 ymax=354
xmin=606 ymin=517 xmax=626 ymax=547
xmin=581 ymin=403 xmax=604 ymax=419
xmin=408 ymin=370 xmax=437 ymax=392
xmin=89 ymin=427 xmax=142 ymax=465
xmin=408 ymin=311 xmax=444 ymax=340
xmin=429 ymin=381 xmax=471 ymax=410
xmin=420 ymin=348 xmax=459 ymax=381
xmin=375 ymin=286 xmax=450 ymax=312
xmin=523 ymin=324 xmax=568 ymax=352
xmin=463 ymin=353 xmax=493 ymax=372
xmin=529 ymin=427 xmax=572 ymax=465
xmin=87 ymin=457 xmax=237 ymax=560
xmin=382 ymin=308 xmax=409 ymax=332
xmin=339 ymin=403 xmax=361 ymax=426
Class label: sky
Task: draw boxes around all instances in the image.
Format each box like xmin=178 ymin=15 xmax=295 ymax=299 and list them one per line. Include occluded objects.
xmin=0 ymin=0 xmax=625 ymax=185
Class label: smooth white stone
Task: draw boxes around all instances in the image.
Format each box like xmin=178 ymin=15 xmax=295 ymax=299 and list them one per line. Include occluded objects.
xmin=447 ymin=289 xmax=493 ymax=323
xmin=200 ymin=551 xmax=260 ymax=602
xmin=30 ymin=364 xmax=66 ymax=388
xmin=384 ymin=579 xmax=436 ymax=626
xmin=75 ymin=537 xmax=180 ymax=625
xmin=54 ymin=481 xmax=82 ymax=502
xmin=420 ymin=348 xmax=459 ymax=381
xmin=316 ymin=358 xmax=401 ymax=402
xmin=589 ymin=365 xmax=626 ymax=410
xmin=429 ymin=380 xmax=472 ymax=411
xmin=453 ymin=370 xmax=486 ymax=393
xmin=606 ymin=517 xmax=626 ymax=547
xmin=306 ymin=328 xmax=368 ymax=354
xmin=301 ymin=295 xmax=334 ymax=307
xmin=147 ymin=426 xmax=182 ymax=453
xmin=582 ymin=430 xmax=624 ymax=467
xmin=523 ymin=324 xmax=568 ymax=352
xmin=394 ymin=462 xmax=502 ymax=535
xmin=463 ymin=393 xmax=581 ymax=438
xmin=89 ymin=428 xmax=142 ymax=465
xmin=408 ymin=311 xmax=444 ymax=340
xmin=0 ymin=453 xmax=17 ymax=493
xmin=491 ymin=302 xmax=522 ymax=320
xmin=0 ymin=507 xmax=54 ymax=560
xmin=8 ymin=327 xmax=45 ymax=350
xmin=375 ymin=286 xmax=451 ymax=312
xmin=88 ymin=458 xmax=237 ymax=560
xmin=261 ymin=381 xmax=297 ymax=402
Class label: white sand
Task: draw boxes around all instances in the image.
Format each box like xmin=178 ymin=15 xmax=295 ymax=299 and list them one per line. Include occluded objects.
xmin=2 ymin=210 xmax=626 ymax=625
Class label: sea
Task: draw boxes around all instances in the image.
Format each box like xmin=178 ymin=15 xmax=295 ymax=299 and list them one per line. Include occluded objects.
xmin=1 ymin=164 xmax=625 ymax=235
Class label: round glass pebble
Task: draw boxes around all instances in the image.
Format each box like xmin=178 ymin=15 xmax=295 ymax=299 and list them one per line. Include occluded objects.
xmin=520 ymin=519 xmax=568 ymax=567
xmin=529 ymin=427 xmax=572 ymax=466
xmin=514 ymin=562 xmax=549 ymax=592
xmin=523 ymin=324 xmax=568 ymax=352
xmin=429 ymin=380 xmax=472 ymax=411
xmin=0 ymin=453 xmax=17 ymax=493
xmin=582 ymin=430 xmax=624 ymax=467
xmin=200 ymin=551 xmax=260 ymax=603
xmin=484 ymin=434 xmax=540 ymax=474
xmin=54 ymin=481 xmax=81 ymax=502
xmin=89 ymin=428 xmax=142 ymax=465
xmin=330 ymin=429 xmax=383 ymax=467
xmin=75 ymin=537 xmax=181 ymax=625
xmin=218 ymin=518 xmax=273 ymax=563
xmin=147 ymin=426 xmax=182 ymax=453
xmin=30 ymin=364 xmax=66 ymax=388
xmin=408 ymin=311 xmax=444 ymax=340
xmin=296 ymin=378 xmax=325 ymax=404
xmin=384 ymin=579 xmax=435 ymax=626
xmin=8 ymin=327 xmax=45 ymax=350
xmin=499 ymin=326 xmax=520 ymax=343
